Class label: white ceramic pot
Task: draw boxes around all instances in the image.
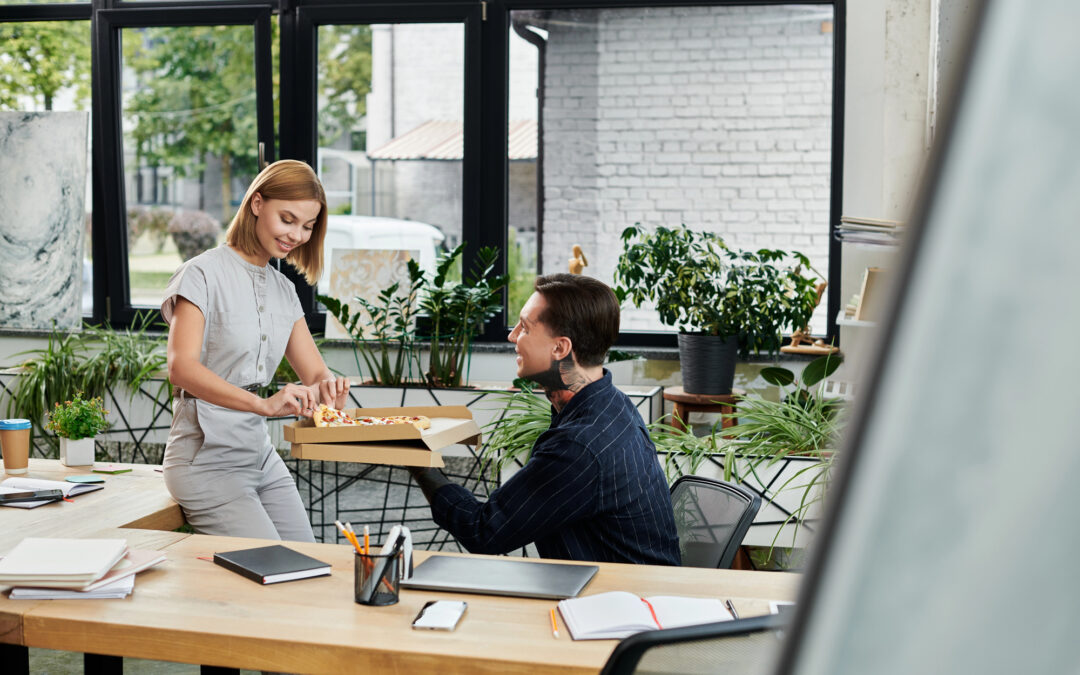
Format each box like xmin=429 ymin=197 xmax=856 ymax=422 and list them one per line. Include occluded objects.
xmin=60 ymin=437 xmax=96 ymax=467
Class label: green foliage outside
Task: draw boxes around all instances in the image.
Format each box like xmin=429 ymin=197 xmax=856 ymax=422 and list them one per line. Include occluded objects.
xmin=0 ymin=21 xmax=90 ymax=111
xmin=318 ymin=25 xmax=372 ymax=148
xmin=506 ymin=227 xmax=535 ymax=325
xmin=45 ymin=393 xmax=110 ymax=440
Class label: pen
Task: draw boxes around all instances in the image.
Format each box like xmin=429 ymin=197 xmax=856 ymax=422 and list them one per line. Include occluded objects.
xmin=549 ymin=608 xmax=559 ymax=639
xmin=725 ymin=599 xmax=739 ymax=620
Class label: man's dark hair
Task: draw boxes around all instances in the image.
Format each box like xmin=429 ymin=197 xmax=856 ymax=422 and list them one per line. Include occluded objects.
xmin=534 ymin=274 xmax=620 ymax=367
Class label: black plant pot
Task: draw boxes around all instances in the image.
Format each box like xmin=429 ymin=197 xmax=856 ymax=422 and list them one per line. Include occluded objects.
xmin=677 ymin=333 xmax=739 ymax=395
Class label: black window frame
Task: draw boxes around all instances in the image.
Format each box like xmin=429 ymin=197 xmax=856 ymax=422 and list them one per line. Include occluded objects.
xmin=0 ymin=0 xmax=844 ymax=349
xmin=92 ymin=3 xmax=276 ymax=326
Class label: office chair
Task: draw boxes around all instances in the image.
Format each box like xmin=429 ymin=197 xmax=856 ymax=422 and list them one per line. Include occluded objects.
xmin=599 ymin=614 xmax=789 ymax=675
xmin=670 ymin=475 xmax=761 ymax=568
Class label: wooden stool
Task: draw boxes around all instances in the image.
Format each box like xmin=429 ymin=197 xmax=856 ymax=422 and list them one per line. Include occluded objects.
xmin=662 ymin=386 xmax=745 ymax=433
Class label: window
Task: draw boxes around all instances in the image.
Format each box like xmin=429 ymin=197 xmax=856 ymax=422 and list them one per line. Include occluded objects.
xmin=509 ymin=5 xmax=837 ymax=336
xmin=0 ymin=0 xmax=842 ymax=345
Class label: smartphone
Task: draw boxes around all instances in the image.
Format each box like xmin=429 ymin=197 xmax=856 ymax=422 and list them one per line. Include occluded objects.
xmin=0 ymin=489 xmax=64 ymax=504
xmin=411 ymin=600 xmax=467 ymax=631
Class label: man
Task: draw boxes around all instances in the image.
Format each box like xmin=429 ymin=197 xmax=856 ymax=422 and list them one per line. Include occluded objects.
xmin=408 ymin=274 xmax=680 ymax=566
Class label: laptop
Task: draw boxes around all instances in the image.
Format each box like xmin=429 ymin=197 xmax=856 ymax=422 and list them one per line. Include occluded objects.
xmin=400 ymin=555 xmax=598 ymax=600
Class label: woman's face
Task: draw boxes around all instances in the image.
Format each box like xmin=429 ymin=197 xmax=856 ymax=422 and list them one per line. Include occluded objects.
xmin=249 ymin=193 xmax=321 ymax=261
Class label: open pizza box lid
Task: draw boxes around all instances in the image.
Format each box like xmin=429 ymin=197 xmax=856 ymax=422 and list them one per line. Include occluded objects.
xmin=283 ymin=406 xmax=481 ymax=468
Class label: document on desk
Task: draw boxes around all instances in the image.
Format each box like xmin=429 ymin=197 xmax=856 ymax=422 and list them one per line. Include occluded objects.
xmin=0 ymin=537 xmax=128 ymax=588
xmin=0 ymin=476 xmax=104 ymax=508
xmin=557 ymin=591 xmax=733 ymax=640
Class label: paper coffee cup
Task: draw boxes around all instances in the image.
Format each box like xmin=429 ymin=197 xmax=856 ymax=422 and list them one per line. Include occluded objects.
xmin=0 ymin=419 xmax=32 ymax=475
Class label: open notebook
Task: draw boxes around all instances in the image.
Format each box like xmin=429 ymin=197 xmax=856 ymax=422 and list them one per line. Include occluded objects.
xmin=557 ymin=591 xmax=733 ymax=640
xmin=0 ymin=476 xmax=103 ymax=508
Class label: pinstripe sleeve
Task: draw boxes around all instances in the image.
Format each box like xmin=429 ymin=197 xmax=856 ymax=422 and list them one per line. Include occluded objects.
xmin=430 ymin=438 xmax=599 ymax=555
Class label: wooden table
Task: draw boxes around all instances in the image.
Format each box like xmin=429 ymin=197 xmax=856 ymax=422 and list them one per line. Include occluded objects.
xmin=1 ymin=460 xmax=799 ymax=674
xmin=662 ymin=386 xmax=745 ymax=433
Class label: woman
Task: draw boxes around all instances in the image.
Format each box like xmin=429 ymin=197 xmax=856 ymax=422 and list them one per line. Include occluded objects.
xmin=161 ymin=159 xmax=348 ymax=542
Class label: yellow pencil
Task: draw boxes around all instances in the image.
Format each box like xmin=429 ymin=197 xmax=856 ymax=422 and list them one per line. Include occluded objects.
xmin=363 ymin=525 xmax=370 ymax=555
xmin=549 ymin=608 xmax=559 ymax=639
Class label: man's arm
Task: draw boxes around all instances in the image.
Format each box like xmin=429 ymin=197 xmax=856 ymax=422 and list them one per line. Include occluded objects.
xmin=407 ymin=466 xmax=453 ymax=503
xmin=407 ymin=442 xmax=599 ymax=555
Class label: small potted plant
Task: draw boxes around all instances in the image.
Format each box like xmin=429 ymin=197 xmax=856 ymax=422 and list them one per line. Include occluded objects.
xmin=46 ymin=393 xmax=110 ymax=466
xmin=614 ymin=224 xmax=820 ymax=395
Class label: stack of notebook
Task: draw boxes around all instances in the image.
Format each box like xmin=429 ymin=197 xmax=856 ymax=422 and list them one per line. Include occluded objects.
xmin=0 ymin=538 xmax=166 ymax=599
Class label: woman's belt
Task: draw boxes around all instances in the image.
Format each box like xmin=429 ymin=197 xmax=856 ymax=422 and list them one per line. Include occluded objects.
xmin=174 ymin=383 xmax=262 ymax=400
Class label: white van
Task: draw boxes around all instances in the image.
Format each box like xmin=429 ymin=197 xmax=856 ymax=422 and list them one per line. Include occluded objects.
xmin=319 ymin=215 xmax=446 ymax=291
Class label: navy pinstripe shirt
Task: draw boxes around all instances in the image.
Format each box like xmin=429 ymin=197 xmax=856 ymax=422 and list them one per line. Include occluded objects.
xmin=430 ymin=371 xmax=681 ymax=566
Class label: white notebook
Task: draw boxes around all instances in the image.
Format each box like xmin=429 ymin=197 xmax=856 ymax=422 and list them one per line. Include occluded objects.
xmin=557 ymin=591 xmax=733 ymax=640
xmin=0 ymin=538 xmax=127 ymax=587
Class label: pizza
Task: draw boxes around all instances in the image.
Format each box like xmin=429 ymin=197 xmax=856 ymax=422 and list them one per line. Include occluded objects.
xmin=313 ymin=404 xmax=359 ymax=427
xmin=313 ymin=405 xmax=431 ymax=430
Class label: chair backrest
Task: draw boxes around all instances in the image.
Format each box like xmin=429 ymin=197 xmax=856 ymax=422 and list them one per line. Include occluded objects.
xmin=600 ymin=614 xmax=788 ymax=675
xmin=669 ymin=475 xmax=761 ymax=568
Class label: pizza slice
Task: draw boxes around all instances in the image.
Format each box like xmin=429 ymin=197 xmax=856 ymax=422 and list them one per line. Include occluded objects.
xmin=353 ymin=414 xmax=432 ymax=430
xmin=312 ymin=404 xmax=359 ymax=427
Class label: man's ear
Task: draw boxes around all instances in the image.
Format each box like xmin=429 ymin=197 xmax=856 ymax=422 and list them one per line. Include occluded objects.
xmin=553 ymin=336 xmax=574 ymax=362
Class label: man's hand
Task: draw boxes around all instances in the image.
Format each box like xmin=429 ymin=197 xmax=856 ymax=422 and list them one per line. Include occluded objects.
xmin=408 ymin=466 xmax=453 ymax=503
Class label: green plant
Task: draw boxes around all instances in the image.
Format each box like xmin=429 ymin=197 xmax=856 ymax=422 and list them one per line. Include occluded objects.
xmin=613 ymin=224 xmax=820 ymax=356
xmin=3 ymin=315 xmax=167 ymax=447
xmin=418 ymin=245 xmax=508 ymax=388
xmin=79 ymin=312 xmax=169 ymax=401
xmin=319 ymin=259 xmax=425 ymax=386
xmin=479 ymin=379 xmax=552 ymax=474
xmin=45 ymin=392 xmax=110 ymax=440
xmin=5 ymin=329 xmax=84 ymax=441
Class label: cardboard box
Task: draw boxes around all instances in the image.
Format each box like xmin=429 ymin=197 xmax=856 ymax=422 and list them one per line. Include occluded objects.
xmin=283 ymin=406 xmax=481 ymax=468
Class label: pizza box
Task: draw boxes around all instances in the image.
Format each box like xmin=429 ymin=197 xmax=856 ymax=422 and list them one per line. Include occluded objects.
xmin=283 ymin=406 xmax=481 ymax=468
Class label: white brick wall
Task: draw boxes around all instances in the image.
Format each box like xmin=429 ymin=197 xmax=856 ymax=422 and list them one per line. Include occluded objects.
xmin=540 ymin=6 xmax=835 ymax=332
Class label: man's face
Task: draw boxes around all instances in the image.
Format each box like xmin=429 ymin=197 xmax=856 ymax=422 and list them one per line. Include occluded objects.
xmin=507 ymin=292 xmax=560 ymax=379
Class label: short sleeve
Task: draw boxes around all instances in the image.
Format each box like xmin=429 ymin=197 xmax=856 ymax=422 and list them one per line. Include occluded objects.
xmin=161 ymin=261 xmax=209 ymax=324
xmin=271 ymin=268 xmax=305 ymax=325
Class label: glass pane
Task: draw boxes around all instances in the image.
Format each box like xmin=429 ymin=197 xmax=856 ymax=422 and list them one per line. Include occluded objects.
xmin=0 ymin=20 xmax=92 ymax=315
xmin=121 ymin=23 xmax=268 ymax=308
xmin=510 ymin=5 xmax=835 ymax=334
xmin=315 ymin=22 xmax=462 ymax=305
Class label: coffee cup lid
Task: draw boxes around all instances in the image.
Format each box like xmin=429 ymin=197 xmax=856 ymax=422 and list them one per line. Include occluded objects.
xmin=0 ymin=419 xmax=31 ymax=430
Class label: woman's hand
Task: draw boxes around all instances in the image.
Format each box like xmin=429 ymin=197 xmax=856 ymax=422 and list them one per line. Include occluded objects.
xmin=262 ymin=383 xmax=318 ymax=418
xmin=318 ymin=376 xmax=351 ymax=410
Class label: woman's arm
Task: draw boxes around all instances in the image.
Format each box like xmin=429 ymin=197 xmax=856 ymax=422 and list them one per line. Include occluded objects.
xmin=167 ymin=297 xmax=315 ymax=417
xmin=283 ymin=317 xmax=350 ymax=409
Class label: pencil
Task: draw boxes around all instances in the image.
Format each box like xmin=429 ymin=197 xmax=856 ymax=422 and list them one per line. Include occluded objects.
xmin=363 ymin=525 xmax=370 ymax=555
xmin=549 ymin=608 xmax=559 ymax=639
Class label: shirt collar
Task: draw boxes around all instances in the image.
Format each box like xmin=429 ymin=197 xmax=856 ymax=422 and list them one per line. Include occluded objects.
xmin=550 ymin=369 xmax=613 ymax=424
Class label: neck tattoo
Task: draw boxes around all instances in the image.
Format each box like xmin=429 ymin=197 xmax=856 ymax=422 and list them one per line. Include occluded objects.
xmin=530 ymin=356 xmax=590 ymax=411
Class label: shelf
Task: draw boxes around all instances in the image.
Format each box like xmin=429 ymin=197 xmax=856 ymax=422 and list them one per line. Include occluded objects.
xmin=836 ymin=311 xmax=877 ymax=328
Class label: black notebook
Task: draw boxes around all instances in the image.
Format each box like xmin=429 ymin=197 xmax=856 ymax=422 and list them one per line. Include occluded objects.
xmin=213 ymin=545 xmax=331 ymax=585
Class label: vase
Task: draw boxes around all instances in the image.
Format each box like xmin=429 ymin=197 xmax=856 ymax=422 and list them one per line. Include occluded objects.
xmin=677 ymin=333 xmax=739 ymax=395
xmin=60 ymin=437 xmax=96 ymax=467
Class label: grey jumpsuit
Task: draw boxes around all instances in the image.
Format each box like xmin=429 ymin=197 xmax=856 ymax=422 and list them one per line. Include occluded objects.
xmin=161 ymin=245 xmax=315 ymax=542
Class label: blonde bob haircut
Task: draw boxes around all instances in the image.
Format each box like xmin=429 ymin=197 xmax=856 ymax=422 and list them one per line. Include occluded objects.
xmin=225 ymin=159 xmax=328 ymax=285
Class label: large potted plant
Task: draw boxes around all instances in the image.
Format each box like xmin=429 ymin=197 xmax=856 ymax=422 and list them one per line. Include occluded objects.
xmin=613 ymin=224 xmax=819 ymax=394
